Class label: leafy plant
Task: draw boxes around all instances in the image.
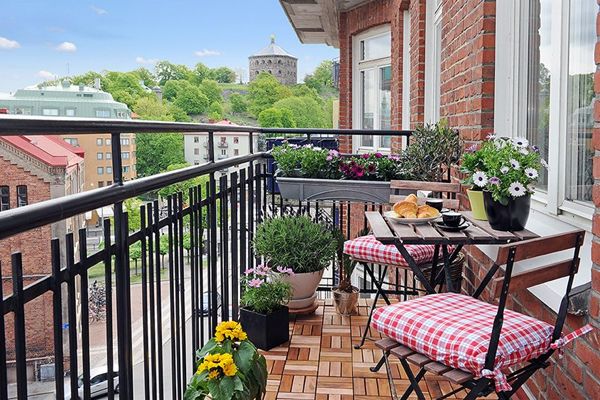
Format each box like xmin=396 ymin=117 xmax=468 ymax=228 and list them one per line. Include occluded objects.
xmin=185 ymin=321 xmax=267 ymax=400
xmin=461 ymin=135 xmax=546 ymax=204
xmin=241 ymin=264 xmax=293 ymax=314
xmin=400 ymin=120 xmax=462 ymax=182
xmin=253 ymin=216 xmax=337 ymax=274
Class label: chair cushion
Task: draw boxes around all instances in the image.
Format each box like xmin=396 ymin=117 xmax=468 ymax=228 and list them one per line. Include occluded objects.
xmin=371 ymin=292 xmax=555 ymax=392
xmin=343 ymin=235 xmax=438 ymax=267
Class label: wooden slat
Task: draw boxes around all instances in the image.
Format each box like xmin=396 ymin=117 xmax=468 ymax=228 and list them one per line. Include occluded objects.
xmin=414 ymin=224 xmax=446 ymax=243
xmin=510 ymin=229 xmax=539 ymax=241
xmin=365 ymin=211 xmax=396 ymax=243
xmin=389 ymin=195 xmax=459 ymax=210
xmin=492 ymin=258 xmax=579 ymax=299
xmin=375 ymin=338 xmax=400 ymax=351
xmin=390 ymin=180 xmax=461 ymax=193
xmin=463 ymin=212 xmax=518 ymax=241
xmin=495 ymin=230 xmax=584 ymax=264
xmin=406 ymin=353 xmax=432 ymax=367
xmin=390 ymin=345 xmax=414 ymax=359
xmin=433 ymin=225 xmax=468 ymax=242
xmin=387 ymin=221 xmax=421 ymax=242
xmin=462 ymin=223 xmax=492 ymax=241
xmin=443 ymin=369 xmax=473 ymax=384
xmin=424 ymin=361 xmax=452 ymax=375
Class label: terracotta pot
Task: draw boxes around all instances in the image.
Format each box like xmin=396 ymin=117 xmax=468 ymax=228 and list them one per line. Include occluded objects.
xmin=483 ymin=191 xmax=531 ymax=231
xmin=332 ymin=286 xmax=359 ymax=316
xmin=281 ymin=270 xmax=324 ymax=310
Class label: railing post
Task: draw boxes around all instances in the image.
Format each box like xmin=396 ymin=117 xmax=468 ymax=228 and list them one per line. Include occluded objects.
xmin=208 ymin=131 xmax=219 ymax=331
xmin=11 ymin=253 xmax=27 ymax=400
xmin=111 ymin=132 xmax=133 ymax=399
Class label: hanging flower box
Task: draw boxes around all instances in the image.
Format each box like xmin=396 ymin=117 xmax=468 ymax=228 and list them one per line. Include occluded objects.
xmin=277 ymin=176 xmax=394 ymax=203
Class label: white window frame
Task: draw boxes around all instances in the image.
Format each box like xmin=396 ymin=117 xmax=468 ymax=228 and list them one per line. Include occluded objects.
xmin=401 ymin=10 xmax=411 ymax=149
xmin=424 ymin=0 xmax=443 ymax=123
xmin=494 ymin=0 xmax=594 ymax=312
xmin=352 ymin=24 xmax=392 ymax=153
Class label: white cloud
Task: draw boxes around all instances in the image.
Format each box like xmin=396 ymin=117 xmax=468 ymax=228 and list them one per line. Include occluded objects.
xmin=0 ymin=36 xmax=20 ymax=49
xmin=91 ymin=5 xmax=108 ymax=15
xmin=37 ymin=70 xmax=55 ymax=80
xmin=135 ymin=56 xmax=158 ymax=65
xmin=194 ymin=49 xmax=221 ymax=57
xmin=56 ymin=42 xmax=77 ymax=52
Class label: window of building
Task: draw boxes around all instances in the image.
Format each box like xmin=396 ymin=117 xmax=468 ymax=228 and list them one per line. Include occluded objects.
xmin=234 ymin=149 xmax=239 ymax=156
xmin=221 ymin=149 xmax=227 ymax=156
xmin=220 ymin=137 xmax=226 ymax=143
xmin=121 ymin=152 xmax=130 ymax=159
xmin=121 ymin=138 xmax=129 ymax=146
xmin=0 ymin=186 xmax=9 ymax=211
xmin=16 ymin=185 xmax=27 ymax=207
xmin=106 ymin=152 xmax=111 ymax=160
xmin=233 ymin=137 xmax=239 ymax=144
xmin=42 ymin=108 xmax=59 ymax=116
xmin=194 ymin=136 xmax=199 ymax=143
xmin=95 ymin=109 xmax=111 ymax=118
xmin=106 ymin=181 xmax=112 ymax=185
xmin=65 ymin=108 xmax=76 ymax=117
xmin=123 ymin=166 xmax=130 ymax=173
xmin=15 ymin=106 xmax=32 ymax=115
xmin=96 ymin=152 xmax=103 ymax=160
xmin=194 ymin=148 xmax=200 ymax=155
xmin=64 ymin=138 xmax=79 ymax=146
xmin=105 ymin=138 xmax=111 ymax=146
xmin=352 ymin=25 xmax=392 ymax=151
xmin=106 ymin=166 xmax=112 ymax=174
xmin=98 ymin=181 xmax=104 ymax=188
xmin=194 ymin=161 xmax=200 ymax=165
xmin=96 ymin=138 xmax=103 ymax=146
xmin=97 ymin=167 xmax=104 ymax=175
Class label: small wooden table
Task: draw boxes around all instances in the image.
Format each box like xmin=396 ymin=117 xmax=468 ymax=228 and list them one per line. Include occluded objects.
xmin=365 ymin=210 xmax=539 ymax=294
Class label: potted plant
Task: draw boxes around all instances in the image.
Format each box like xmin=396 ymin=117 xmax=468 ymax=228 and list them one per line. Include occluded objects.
xmin=461 ymin=135 xmax=546 ymax=231
xmin=253 ymin=216 xmax=338 ymax=312
xmin=185 ymin=320 xmax=267 ymax=400
xmin=239 ymin=264 xmax=293 ymax=350
xmin=331 ymin=230 xmax=360 ymax=315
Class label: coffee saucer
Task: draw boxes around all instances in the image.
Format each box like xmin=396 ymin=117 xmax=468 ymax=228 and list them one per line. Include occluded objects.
xmin=434 ymin=221 xmax=470 ymax=232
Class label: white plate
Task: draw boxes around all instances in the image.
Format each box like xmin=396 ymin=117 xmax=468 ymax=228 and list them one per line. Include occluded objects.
xmin=384 ymin=210 xmax=441 ymax=225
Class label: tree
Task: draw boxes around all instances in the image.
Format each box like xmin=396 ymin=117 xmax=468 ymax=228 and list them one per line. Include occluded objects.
xmin=192 ymin=62 xmax=212 ymax=85
xmin=133 ymin=97 xmax=174 ymax=121
xmin=174 ymin=85 xmax=209 ymax=115
xmin=291 ymin=84 xmax=322 ymax=104
xmin=124 ymin=198 xmax=143 ymax=232
xmin=229 ymin=93 xmax=247 ymax=114
xmin=247 ymin=72 xmax=291 ymax=117
xmin=155 ymin=61 xmax=192 ymax=85
xmin=199 ymin=79 xmax=222 ymax=104
xmin=132 ymin=67 xmax=158 ymax=87
xmin=136 ymin=133 xmax=185 ymax=177
xmin=168 ymin=103 xmax=191 ymax=122
xmin=157 ymin=163 xmax=209 ymax=204
xmin=208 ymin=101 xmax=223 ymax=121
xmin=211 ymin=67 xmax=236 ymax=83
xmin=101 ymin=71 xmax=148 ymax=108
xmin=162 ymin=80 xmax=188 ymax=101
xmin=304 ymin=60 xmax=335 ymax=93
xmin=272 ymin=96 xmax=326 ymax=128
xmin=258 ymin=107 xmax=296 ymax=128
xmin=70 ymin=71 xmax=103 ymax=87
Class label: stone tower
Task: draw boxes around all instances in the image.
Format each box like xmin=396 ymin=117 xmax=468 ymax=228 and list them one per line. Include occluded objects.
xmin=249 ymin=35 xmax=297 ymax=85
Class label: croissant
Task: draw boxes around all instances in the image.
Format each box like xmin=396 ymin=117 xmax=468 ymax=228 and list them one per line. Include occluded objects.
xmin=393 ymin=201 xmax=418 ymax=218
xmin=417 ymin=205 xmax=440 ymax=219
xmin=404 ymin=194 xmax=418 ymax=204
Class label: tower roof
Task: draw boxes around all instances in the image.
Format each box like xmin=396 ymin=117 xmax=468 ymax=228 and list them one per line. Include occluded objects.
xmin=250 ymin=35 xmax=296 ymax=59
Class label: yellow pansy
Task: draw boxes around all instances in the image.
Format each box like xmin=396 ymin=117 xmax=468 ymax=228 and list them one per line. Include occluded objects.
xmin=208 ymin=370 xmax=220 ymax=380
xmin=214 ymin=321 xmax=247 ymax=343
xmin=196 ymin=352 xmax=238 ymax=379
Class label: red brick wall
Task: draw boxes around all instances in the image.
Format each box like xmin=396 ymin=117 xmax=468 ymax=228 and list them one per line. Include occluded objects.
xmin=0 ymin=157 xmax=56 ymax=364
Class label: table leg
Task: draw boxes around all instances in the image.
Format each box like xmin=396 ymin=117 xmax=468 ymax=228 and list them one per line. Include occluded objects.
xmin=430 ymin=244 xmax=440 ymax=288
xmin=354 ymin=264 xmax=390 ymax=349
xmin=394 ymin=242 xmax=436 ymax=294
xmin=442 ymin=245 xmax=455 ymax=293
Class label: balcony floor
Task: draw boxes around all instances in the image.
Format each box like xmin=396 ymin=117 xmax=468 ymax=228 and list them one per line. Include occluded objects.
xmin=262 ymin=299 xmax=498 ymax=400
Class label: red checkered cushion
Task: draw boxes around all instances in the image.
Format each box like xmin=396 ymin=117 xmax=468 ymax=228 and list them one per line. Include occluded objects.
xmin=343 ymin=235 xmax=438 ymax=267
xmin=371 ymin=293 xmax=555 ymax=392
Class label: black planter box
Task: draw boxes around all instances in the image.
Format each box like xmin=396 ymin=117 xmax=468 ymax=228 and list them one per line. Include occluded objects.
xmin=239 ymin=307 xmax=289 ymax=351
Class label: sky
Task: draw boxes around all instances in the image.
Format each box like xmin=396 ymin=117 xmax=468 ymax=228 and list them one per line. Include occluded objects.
xmin=0 ymin=0 xmax=339 ymax=93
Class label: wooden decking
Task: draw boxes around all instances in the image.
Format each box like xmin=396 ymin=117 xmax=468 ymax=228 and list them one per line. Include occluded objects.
xmin=261 ymin=299 xmax=497 ymax=400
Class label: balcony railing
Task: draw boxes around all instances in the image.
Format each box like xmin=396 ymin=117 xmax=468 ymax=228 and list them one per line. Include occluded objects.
xmin=0 ymin=115 xmax=411 ymax=400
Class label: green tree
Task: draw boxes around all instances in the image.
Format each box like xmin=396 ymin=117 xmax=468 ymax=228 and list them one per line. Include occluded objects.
xmin=304 ymin=60 xmax=335 ymax=93
xmin=258 ymin=107 xmax=296 ymax=128
xmin=124 ymin=198 xmax=143 ymax=232
xmin=158 ymin=163 xmax=209 ymax=203
xmin=69 ymin=71 xmax=103 ymax=87
xmin=211 ymin=67 xmax=236 ymax=83
xmin=291 ymin=84 xmax=322 ymax=104
xmin=192 ymin=62 xmax=212 ymax=85
xmin=132 ymin=67 xmax=158 ymax=87
xmin=247 ymin=72 xmax=291 ymax=117
xmin=136 ymin=133 xmax=185 ymax=177
xmin=168 ymin=103 xmax=191 ymax=122
xmin=208 ymin=101 xmax=223 ymax=121
xmin=133 ymin=97 xmax=174 ymax=121
xmin=272 ymin=96 xmax=325 ymax=128
xmin=199 ymin=79 xmax=222 ymax=104
xmin=155 ymin=61 xmax=193 ymax=85
xmin=174 ymin=85 xmax=209 ymax=115
xmin=229 ymin=93 xmax=247 ymax=114
xmin=162 ymin=80 xmax=188 ymax=101
xmin=102 ymin=71 xmax=148 ymax=108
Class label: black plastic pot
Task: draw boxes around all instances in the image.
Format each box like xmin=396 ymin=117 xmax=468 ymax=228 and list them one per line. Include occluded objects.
xmin=483 ymin=191 xmax=531 ymax=231
xmin=239 ymin=306 xmax=289 ymax=350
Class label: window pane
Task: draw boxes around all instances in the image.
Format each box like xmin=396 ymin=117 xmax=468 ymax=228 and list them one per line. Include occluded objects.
xmin=526 ymin=0 xmax=552 ymax=191
xmin=565 ymin=0 xmax=595 ymax=203
xmin=361 ymin=33 xmax=391 ymax=61
xmin=361 ymin=70 xmax=375 ymax=146
xmin=380 ymin=66 xmax=392 ymax=148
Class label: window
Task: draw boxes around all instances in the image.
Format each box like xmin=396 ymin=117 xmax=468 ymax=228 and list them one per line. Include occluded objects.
xmin=15 ymin=106 xmax=32 ymax=115
xmin=42 ymin=108 xmax=59 ymax=116
xmin=16 ymin=185 xmax=27 ymax=207
xmin=121 ymin=138 xmax=129 ymax=146
xmin=106 ymin=152 xmax=111 ymax=160
xmin=64 ymin=138 xmax=79 ymax=146
xmin=194 ymin=148 xmax=200 ymax=155
xmin=96 ymin=152 xmax=103 ymax=160
xmin=65 ymin=108 xmax=76 ymax=117
xmin=123 ymin=166 xmax=130 ymax=173
xmin=221 ymin=149 xmax=227 ymax=156
xmin=96 ymin=138 xmax=103 ymax=146
xmin=98 ymin=181 xmax=104 ymax=188
xmin=106 ymin=166 xmax=112 ymax=174
xmin=220 ymin=137 xmax=226 ymax=143
xmin=233 ymin=137 xmax=239 ymax=144
xmin=352 ymin=25 xmax=392 ymax=150
xmin=95 ymin=109 xmax=111 ymax=118
xmin=194 ymin=136 xmax=199 ymax=143
xmin=0 ymin=186 xmax=9 ymax=211
xmin=425 ymin=0 xmax=443 ymax=123
xmin=234 ymin=149 xmax=239 ymax=156
xmin=106 ymin=180 xmax=112 ymax=185
xmin=97 ymin=167 xmax=104 ymax=175
xmin=121 ymin=152 xmax=130 ymax=159
xmin=105 ymin=138 xmax=111 ymax=146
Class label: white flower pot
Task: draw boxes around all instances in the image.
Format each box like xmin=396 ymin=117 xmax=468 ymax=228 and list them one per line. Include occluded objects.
xmin=281 ymin=270 xmax=324 ymax=310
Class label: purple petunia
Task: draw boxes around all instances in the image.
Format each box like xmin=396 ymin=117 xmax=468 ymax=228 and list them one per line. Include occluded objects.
xmin=374 ymin=152 xmax=383 ymax=158
xmin=489 ymin=177 xmax=500 ymax=186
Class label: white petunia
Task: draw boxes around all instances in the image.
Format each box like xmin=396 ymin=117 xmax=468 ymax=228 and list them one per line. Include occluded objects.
xmin=487 ymin=133 xmax=497 ymax=140
xmin=472 ymin=171 xmax=488 ymax=187
xmin=524 ymin=168 xmax=538 ymax=179
xmin=500 ymin=166 xmax=509 ymax=174
xmin=509 ymin=159 xmax=520 ymax=170
xmin=512 ymin=137 xmax=529 ymax=148
xmin=519 ymin=147 xmax=529 ymax=155
xmin=508 ymin=182 xmax=526 ymax=197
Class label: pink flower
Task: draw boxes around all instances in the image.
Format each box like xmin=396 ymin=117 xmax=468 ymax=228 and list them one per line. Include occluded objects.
xmin=244 ymin=268 xmax=254 ymax=275
xmin=362 ymin=153 xmax=370 ymax=159
xmin=374 ymin=152 xmax=383 ymax=158
xmin=248 ymin=278 xmax=264 ymax=288
xmin=276 ymin=266 xmax=295 ymax=276
xmin=254 ymin=264 xmax=270 ymax=276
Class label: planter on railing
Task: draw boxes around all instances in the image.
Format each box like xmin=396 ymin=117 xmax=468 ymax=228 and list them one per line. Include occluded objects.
xmin=277 ymin=177 xmax=395 ymax=203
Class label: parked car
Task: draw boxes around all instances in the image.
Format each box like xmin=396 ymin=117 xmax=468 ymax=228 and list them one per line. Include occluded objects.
xmin=61 ymin=366 xmax=119 ymax=399
xmin=199 ymin=291 xmax=222 ymax=316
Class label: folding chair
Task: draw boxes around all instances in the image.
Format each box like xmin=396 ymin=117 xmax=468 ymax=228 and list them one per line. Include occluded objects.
xmin=344 ymin=180 xmax=462 ymax=349
xmin=371 ymin=230 xmax=593 ymax=400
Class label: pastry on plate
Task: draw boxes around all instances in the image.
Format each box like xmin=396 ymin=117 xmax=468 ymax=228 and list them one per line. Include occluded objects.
xmin=417 ymin=204 xmax=440 ymax=219
xmin=404 ymin=193 xmax=418 ymax=204
xmin=393 ymin=200 xmax=418 ymax=218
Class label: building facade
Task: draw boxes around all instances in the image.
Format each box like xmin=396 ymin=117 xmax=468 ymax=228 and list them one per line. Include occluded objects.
xmin=0 ymin=135 xmax=84 ymax=381
xmin=249 ymin=36 xmax=298 ymax=85
xmin=0 ymin=81 xmax=137 ymax=191
xmin=282 ymin=0 xmax=599 ymax=398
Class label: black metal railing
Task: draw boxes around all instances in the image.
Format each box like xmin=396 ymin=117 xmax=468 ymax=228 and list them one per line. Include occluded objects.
xmin=0 ymin=115 xmax=411 ymax=400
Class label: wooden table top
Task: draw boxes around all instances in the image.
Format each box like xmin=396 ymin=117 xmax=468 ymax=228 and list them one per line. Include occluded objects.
xmin=366 ymin=210 xmax=539 ymax=246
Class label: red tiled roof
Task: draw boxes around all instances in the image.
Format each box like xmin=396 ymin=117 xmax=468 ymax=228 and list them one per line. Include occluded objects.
xmin=0 ymin=135 xmax=84 ymax=168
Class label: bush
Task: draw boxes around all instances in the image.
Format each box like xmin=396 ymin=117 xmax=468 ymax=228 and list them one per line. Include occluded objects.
xmin=253 ymin=216 xmax=337 ymax=274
